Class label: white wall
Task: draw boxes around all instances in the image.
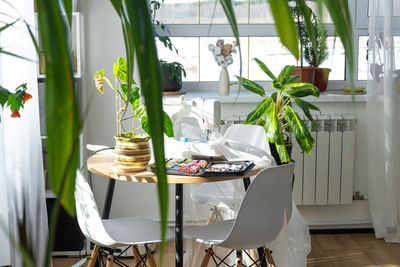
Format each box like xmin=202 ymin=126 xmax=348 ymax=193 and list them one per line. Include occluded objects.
xmin=82 ymin=0 xmax=371 ymax=227
xmin=82 ymin=0 xmax=177 ymax=221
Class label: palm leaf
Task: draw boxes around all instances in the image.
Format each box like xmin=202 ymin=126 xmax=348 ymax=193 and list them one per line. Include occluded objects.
xmin=112 ymin=0 xmax=169 ymax=256
xmin=284 ymin=105 xmax=314 ymax=154
xmin=37 ymin=0 xmax=79 ymax=216
xmin=268 ymin=0 xmax=299 ymax=59
xmin=235 ymin=76 xmax=265 ymax=97
xmin=220 ymin=0 xmax=242 ymax=90
xmin=277 ymin=65 xmax=295 ymax=85
xmin=253 ymin=58 xmax=277 ymax=80
xmin=297 ymin=0 xmax=317 ymax=61
xmin=265 ymin=102 xmax=279 ymax=143
xmin=59 ymin=0 xmax=72 ymax=26
xmin=244 ymin=97 xmax=272 ymax=124
xmin=287 ymin=82 xmax=320 ymax=97
xmin=322 ymin=0 xmax=354 ymax=87
xmin=275 ymin=131 xmax=290 ymax=163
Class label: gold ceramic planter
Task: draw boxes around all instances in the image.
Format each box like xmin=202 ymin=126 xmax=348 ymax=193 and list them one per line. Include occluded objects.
xmin=114 ymin=134 xmax=151 ymax=172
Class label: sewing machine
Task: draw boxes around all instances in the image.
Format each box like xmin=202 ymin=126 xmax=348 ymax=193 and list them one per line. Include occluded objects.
xmin=163 ymin=96 xmax=221 ymax=141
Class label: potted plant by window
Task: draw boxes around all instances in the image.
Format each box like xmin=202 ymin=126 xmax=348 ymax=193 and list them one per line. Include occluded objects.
xmin=160 ymin=60 xmax=187 ymax=91
xmin=151 ymin=1 xmax=186 ymax=92
xmin=290 ymin=0 xmax=317 ymax=84
xmin=235 ymin=58 xmax=320 ymax=164
xmin=303 ymin=17 xmax=330 ymax=92
xmin=93 ymin=57 xmax=174 ymax=171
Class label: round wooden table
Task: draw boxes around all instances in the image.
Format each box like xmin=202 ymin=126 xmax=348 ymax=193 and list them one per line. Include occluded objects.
xmin=87 ymin=152 xmax=261 ymax=267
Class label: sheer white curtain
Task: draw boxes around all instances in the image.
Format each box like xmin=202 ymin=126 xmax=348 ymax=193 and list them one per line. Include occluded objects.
xmin=0 ymin=0 xmax=49 ymax=266
xmin=367 ymin=0 xmax=400 ymax=243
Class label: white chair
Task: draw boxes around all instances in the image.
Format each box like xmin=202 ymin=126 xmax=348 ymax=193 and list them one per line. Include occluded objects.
xmin=75 ymin=171 xmax=174 ymax=267
xmin=191 ymin=124 xmax=272 ymax=214
xmin=184 ymin=163 xmax=295 ymax=266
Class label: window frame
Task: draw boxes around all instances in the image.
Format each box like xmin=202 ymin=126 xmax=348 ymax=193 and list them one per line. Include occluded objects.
xmin=157 ymin=0 xmax=368 ymax=92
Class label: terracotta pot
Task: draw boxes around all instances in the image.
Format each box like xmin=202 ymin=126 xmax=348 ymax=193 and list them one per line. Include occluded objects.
xmin=113 ymin=134 xmax=151 ymax=172
xmin=314 ymin=68 xmax=331 ymax=92
xmin=292 ymin=67 xmax=316 ymax=84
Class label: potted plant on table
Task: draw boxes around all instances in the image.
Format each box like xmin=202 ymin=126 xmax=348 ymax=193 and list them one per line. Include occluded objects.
xmin=235 ymin=58 xmax=320 ymax=164
xmin=93 ymin=57 xmax=174 ymax=171
xmin=159 ymin=60 xmax=186 ymax=91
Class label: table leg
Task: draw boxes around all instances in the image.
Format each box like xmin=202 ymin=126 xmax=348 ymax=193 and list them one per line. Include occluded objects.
xmin=242 ymin=177 xmax=267 ymax=267
xmin=94 ymin=179 xmax=116 ymax=267
xmin=102 ymin=179 xmax=116 ymax=219
xmin=175 ymin=183 xmax=183 ymax=267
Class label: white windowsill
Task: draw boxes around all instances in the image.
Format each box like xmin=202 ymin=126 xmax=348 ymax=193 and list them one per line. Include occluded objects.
xmin=178 ymin=90 xmax=367 ymax=103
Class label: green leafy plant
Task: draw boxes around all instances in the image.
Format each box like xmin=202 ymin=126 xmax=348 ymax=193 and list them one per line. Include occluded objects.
xmin=0 ymin=0 xmax=356 ymax=265
xmin=93 ymin=57 xmax=174 ymax=138
xmin=0 ymin=83 xmax=32 ymax=121
xmin=159 ymin=60 xmax=186 ymax=83
xmin=288 ymin=0 xmax=328 ymax=68
xmin=235 ymin=58 xmax=321 ymax=163
xmin=303 ymin=21 xmax=329 ymax=67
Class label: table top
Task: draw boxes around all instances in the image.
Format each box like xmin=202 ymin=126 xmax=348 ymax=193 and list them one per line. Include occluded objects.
xmin=87 ymin=152 xmax=261 ymax=184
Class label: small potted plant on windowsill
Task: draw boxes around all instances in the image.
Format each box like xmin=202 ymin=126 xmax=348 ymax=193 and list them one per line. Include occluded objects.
xmin=290 ymin=0 xmax=317 ymax=84
xmin=303 ymin=16 xmax=330 ymax=92
xmin=235 ymin=58 xmax=320 ymax=164
xmin=160 ymin=60 xmax=186 ymax=92
xmin=93 ymin=57 xmax=174 ymax=171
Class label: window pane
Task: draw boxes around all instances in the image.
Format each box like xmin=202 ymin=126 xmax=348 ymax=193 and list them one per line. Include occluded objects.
xmin=199 ymin=37 xmax=248 ymax=81
xmin=157 ymin=37 xmax=199 ymax=81
xmin=248 ymin=37 xmax=344 ymax=81
xmin=250 ymin=1 xmax=332 ymax=24
xmin=249 ymin=1 xmax=273 ymax=24
xmin=358 ymin=36 xmax=368 ymax=80
xmin=156 ymin=1 xmax=198 ymax=24
xmin=200 ymin=0 xmax=248 ymax=24
xmin=319 ymin=37 xmax=345 ymax=80
xmin=248 ymin=37 xmax=296 ymax=80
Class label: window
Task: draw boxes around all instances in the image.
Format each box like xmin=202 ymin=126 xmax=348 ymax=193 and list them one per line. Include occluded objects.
xmin=156 ymin=0 xmax=357 ymax=90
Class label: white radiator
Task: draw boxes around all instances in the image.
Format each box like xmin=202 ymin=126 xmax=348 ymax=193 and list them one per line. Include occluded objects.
xmin=223 ymin=113 xmax=356 ymax=206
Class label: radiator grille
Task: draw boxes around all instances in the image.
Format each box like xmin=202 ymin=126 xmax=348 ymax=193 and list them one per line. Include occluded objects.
xmin=223 ymin=114 xmax=356 ymax=205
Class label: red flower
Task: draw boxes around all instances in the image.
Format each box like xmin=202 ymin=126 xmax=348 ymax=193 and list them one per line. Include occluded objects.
xmin=11 ymin=110 xmax=21 ymax=118
xmin=23 ymin=93 xmax=32 ymax=103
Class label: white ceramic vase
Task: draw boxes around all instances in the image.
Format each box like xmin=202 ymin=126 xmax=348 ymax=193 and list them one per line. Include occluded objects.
xmin=219 ymin=67 xmax=229 ymax=95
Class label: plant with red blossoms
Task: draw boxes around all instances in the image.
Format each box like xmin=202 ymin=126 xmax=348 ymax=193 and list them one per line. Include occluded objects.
xmin=0 ymin=83 xmax=32 ymax=121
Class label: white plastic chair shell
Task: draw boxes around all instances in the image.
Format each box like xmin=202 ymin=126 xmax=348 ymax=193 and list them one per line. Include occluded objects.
xmin=190 ymin=124 xmax=271 ymax=207
xmin=184 ymin=163 xmax=294 ymax=250
xmin=74 ymin=170 xmax=174 ymax=248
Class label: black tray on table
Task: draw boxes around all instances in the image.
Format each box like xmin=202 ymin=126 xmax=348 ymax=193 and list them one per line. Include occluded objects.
xmin=152 ymin=158 xmax=255 ymax=177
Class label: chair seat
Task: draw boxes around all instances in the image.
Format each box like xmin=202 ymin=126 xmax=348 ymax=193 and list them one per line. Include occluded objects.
xmin=184 ymin=220 xmax=234 ymax=246
xmin=103 ymin=217 xmax=174 ymax=247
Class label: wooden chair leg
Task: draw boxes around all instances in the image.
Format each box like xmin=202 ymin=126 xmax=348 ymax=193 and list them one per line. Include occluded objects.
xmin=145 ymin=245 xmax=157 ymax=267
xmin=105 ymin=254 xmax=114 ymax=267
xmin=235 ymin=250 xmax=242 ymax=267
xmin=264 ymin=247 xmax=276 ymax=267
xmin=249 ymin=249 xmax=258 ymax=263
xmin=132 ymin=245 xmax=144 ymax=267
xmin=200 ymin=247 xmax=213 ymax=267
xmin=206 ymin=206 xmax=217 ymax=225
xmin=87 ymin=245 xmax=100 ymax=267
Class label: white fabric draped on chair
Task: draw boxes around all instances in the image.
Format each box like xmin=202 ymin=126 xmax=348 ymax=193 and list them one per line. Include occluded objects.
xmin=367 ymin=0 xmax=400 ymax=243
xmin=0 ymin=0 xmax=49 ymax=266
